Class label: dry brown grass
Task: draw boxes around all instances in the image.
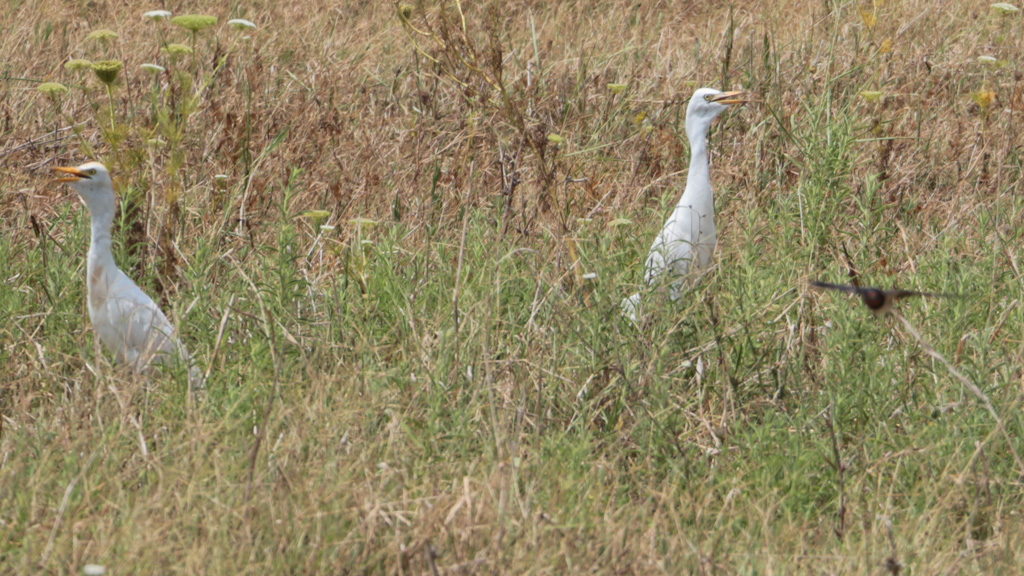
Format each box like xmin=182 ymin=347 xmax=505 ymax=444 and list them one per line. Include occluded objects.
xmin=3 ymin=0 xmax=1024 ymax=573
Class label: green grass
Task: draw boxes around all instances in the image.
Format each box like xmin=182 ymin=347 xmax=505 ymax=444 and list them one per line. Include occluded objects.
xmin=3 ymin=0 xmax=1024 ymax=573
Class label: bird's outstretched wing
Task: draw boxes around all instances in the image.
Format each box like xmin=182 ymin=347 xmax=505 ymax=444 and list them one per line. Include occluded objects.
xmin=811 ymin=280 xmax=958 ymax=315
xmin=888 ymin=289 xmax=948 ymax=302
xmin=809 ymin=281 xmax=862 ymax=294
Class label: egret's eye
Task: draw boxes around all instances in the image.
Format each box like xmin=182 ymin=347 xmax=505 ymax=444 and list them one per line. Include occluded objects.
xmin=88 ymin=169 xmax=97 ymax=175
xmin=704 ymin=94 xmax=712 ymax=101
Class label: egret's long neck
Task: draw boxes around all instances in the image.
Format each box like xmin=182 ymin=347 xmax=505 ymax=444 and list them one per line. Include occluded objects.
xmin=681 ymin=120 xmax=713 ymax=209
xmin=87 ymin=204 xmax=117 ymax=275
xmin=685 ymin=134 xmax=709 ymax=193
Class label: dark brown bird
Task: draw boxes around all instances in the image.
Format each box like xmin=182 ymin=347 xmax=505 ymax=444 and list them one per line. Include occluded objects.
xmin=810 ymin=281 xmax=953 ymax=315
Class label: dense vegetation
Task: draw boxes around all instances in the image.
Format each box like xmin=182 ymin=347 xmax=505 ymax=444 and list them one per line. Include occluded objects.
xmin=2 ymin=0 xmax=1023 ymax=572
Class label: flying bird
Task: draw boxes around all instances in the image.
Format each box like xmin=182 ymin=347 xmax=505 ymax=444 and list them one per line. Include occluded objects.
xmin=622 ymin=88 xmax=747 ymax=321
xmin=52 ymin=161 xmax=200 ymax=385
xmin=810 ymin=281 xmax=953 ymax=315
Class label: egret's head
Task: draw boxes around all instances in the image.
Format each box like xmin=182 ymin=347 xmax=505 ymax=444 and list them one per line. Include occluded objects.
xmin=53 ymin=162 xmax=116 ymax=215
xmin=686 ymin=88 xmax=747 ymax=135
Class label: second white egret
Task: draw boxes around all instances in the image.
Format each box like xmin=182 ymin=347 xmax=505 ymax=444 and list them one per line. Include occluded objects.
xmin=53 ymin=162 xmax=200 ymax=384
xmin=622 ymin=88 xmax=747 ymax=320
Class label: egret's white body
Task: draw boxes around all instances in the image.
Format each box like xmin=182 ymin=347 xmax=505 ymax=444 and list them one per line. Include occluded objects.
xmin=622 ymin=88 xmax=746 ymax=320
xmin=54 ymin=162 xmax=198 ymax=381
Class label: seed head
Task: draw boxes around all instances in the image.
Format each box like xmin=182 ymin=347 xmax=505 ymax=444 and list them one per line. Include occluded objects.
xmin=398 ymin=3 xmax=415 ymax=24
xmin=162 ymin=43 xmax=194 ymax=58
xmin=172 ymin=14 xmax=218 ymax=33
xmin=91 ymin=60 xmax=124 ymax=85
xmin=86 ymin=29 xmax=119 ymax=44
xmin=38 ymin=82 xmax=69 ymax=101
xmin=64 ymin=58 xmax=93 ymax=72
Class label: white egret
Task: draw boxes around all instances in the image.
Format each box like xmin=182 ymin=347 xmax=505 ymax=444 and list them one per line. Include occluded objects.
xmin=53 ymin=162 xmax=200 ymax=384
xmin=622 ymin=88 xmax=747 ymax=320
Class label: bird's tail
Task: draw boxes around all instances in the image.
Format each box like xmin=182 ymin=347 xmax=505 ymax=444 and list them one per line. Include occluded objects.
xmin=621 ymin=293 xmax=642 ymax=323
xmin=188 ymin=364 xmax=206 ymax=395
xmin=173 ymin=338 xmax=206 ymax=397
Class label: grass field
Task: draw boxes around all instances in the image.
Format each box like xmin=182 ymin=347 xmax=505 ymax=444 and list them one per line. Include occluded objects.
xmin=3 ymin=0 xmax=1024 ymax=573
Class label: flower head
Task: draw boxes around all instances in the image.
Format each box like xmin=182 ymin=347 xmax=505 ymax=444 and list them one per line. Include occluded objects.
xmin=607 ymin=83 xmax=628 ymax=94
xmin=143 ymin=9 xmax=172 ymax=21
xmin=990 ymin=3 xmax=1020 ymax=15
xmin=227 ymin=18 xmax=256 ymax=31
xmin=91 ymin=60 xmax=124 ymax=85
xmin=172 ymin=14 xmax=218 ymax=33
xmin=860 ymin=90 xmax=883 ymax=102
xmin=64 ymin=58 xmax=93 ymax=72
xmin=973 ymin=90 xmax=997 ymax=110
xmin=398 ymin=3 xmax=414 ymax=24
xmin=977 ymin=55 xmax=1003 ymax=69
xmin=38 ymin=82 xmax=69 ymax=101
xmin=86 ymin=29 xmax=119 ymax=43
xmin=162 ymin=43 xmax=193 ymax=58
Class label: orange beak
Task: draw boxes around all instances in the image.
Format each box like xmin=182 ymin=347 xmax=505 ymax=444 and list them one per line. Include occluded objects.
xmin=53 ymin=166 xmax=91 ymax=183
xmin=710 ymin=90 xmax=748 ymax=105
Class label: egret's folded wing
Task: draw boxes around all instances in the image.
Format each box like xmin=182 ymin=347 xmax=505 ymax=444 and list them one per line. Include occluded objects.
xmin=106 ymin=275 xmax=181 ymax=364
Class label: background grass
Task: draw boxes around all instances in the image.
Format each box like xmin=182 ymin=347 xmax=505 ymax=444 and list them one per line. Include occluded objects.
xmin=2 ymin=0 xmax=1024 ymax=573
